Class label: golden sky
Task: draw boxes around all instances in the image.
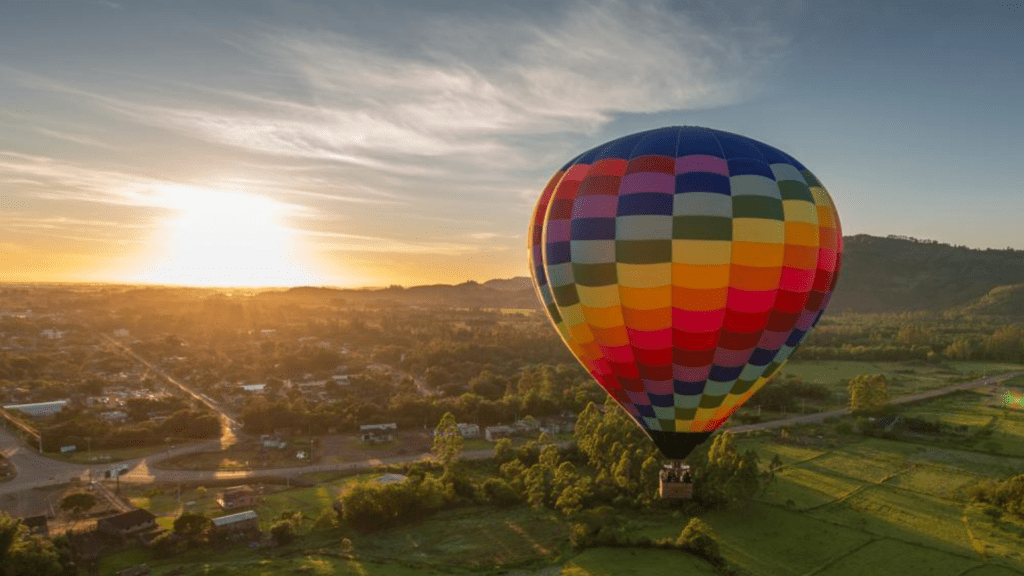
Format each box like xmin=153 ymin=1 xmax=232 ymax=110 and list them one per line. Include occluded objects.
xmin=2 ymin=1 xmax=1023 ymax=287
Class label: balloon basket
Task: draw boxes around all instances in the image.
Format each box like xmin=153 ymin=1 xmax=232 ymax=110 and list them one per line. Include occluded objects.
xmin=659 ymin=461 xmax=693 ymax=500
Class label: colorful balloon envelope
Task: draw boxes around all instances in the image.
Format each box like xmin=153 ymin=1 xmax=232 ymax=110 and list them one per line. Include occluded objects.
xmin=528 ymin=126 xmax=842 ymax=459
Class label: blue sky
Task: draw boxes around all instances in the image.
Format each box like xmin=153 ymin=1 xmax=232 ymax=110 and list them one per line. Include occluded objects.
xmin=1 ymin=0 xmax=1022 ymax=287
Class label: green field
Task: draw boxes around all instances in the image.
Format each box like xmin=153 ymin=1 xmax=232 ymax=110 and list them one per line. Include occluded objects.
xmin=102 ymin=366 xmax=1024 ymax=576
xmin=559 ymin=547 xmax=719 ymax=575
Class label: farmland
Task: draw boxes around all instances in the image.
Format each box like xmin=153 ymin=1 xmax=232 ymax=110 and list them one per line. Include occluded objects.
xmin=96 ymin=379 xmax=1024 ymax=576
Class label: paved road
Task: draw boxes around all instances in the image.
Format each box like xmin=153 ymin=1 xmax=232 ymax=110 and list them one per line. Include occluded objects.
xmin=101 ymin=334 xmax=242 ymax=447
xmin=2 ymin=370 xmax=1021 ymax=496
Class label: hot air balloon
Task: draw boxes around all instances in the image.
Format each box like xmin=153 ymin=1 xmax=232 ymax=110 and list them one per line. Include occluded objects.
xmin=528 ymin=126 xmax=841 ymax=462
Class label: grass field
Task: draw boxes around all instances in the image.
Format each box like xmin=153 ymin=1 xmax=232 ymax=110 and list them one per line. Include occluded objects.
xmin=559 ymin=547 xmax=719 ymax=575
xmin=704 ymin=504 xmax=874 ymax=576
xmin=816 ymin=538 xmax=980 ymax=576
xmin=98 ymin=364 xmax=1024 ymax=576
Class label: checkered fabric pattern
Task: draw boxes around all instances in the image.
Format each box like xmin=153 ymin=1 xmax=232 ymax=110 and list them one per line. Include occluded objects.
xmin=528 ymin=126 xmax=842 ymax=459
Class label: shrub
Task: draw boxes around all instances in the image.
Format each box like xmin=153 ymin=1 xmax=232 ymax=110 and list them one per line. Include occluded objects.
xmin=676 ymin=518 xmax=724 ymax=566
xmin=271 ymin=520 xmax=296 ymax=545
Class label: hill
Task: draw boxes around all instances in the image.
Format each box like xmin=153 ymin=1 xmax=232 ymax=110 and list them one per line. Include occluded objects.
xmin=254 ymin=235 xmax=1024 ymax=313
xmin=828 ymin=235 xmax=1024 ymax=312
xmin=958 ymin=284 xmax=1024 ymax=317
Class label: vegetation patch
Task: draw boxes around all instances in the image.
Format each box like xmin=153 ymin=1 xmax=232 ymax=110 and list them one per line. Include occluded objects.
xmin=702 ymin=503 xmax=873 ymax=576
xmin=815 ymin=538 xmax=979 ymax=576
xmin=812 ymin=485 xmax=974 ymax=556
xmin=559 ymin=546 xmax=719 ymax=575
xmin=888 ymin=465 xmax=983 ymax=499
xmin=350 ymin=506 xmax=566 ymax=570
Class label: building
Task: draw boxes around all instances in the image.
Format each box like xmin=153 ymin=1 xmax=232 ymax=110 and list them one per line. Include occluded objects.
xmin=19 ymin=515 xmax=48 ymax=536
xmin=376 ymin=473 xmax=408 ymax=484
xmin=217 ymin=486 xmax=259 ymax=510
xmin=539 ymin=423 xmax=560 ymax=435
xmin=100 ymin=410 xmax=129 ymax=423
xmin=97 ymin=509 xmax=157 ymax=538
xmin=360 ymin=423 xmax=396 ymax=443
xmin=211 ymin=510 xmax=259 ymax=536
xmin=456 ymin=423 xmax=480 ymax=438
xmin=484 ymin=425 xmax=514 ymax=442
xmin=2 ymin=400 xmax=68 ymax=419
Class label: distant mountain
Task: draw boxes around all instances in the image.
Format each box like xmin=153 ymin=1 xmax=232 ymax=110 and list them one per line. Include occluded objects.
xmin=255 ymin=235 xmax=1024 ymax=313
xmin=483 ymin=277 xmax=533 ymax=292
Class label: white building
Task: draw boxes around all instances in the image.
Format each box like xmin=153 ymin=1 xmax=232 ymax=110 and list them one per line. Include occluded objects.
xmin=3 ymin=400 xmax=68 ymax=418
xmin=484 ymin=425 xmax=514 ymax=442
xmin=456 ymin=423 xmax=480 ymax=438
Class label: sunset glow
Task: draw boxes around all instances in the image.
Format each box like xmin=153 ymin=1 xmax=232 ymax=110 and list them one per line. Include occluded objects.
xmin=133 ymin=186 xmax=320 ymax=287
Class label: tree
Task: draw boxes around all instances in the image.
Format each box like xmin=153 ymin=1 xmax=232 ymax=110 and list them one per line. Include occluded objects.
xmin=59 ymin=492 xmax=95 ymax=516
xmin=173 ymin=512 xmax=211 ymax=546
xmin=676 ymin=518 xmax=724 ymax=566
xmin=493 ymin=437 xmax=514 ymax=464
xmin=692 ymin=432 xmax=763 ymax=508
xmin=847 ymin=374 xmax=889 ymax=413
xmin=0 ymin=513 xmax=62 ymax=576
xmin=270 ymin=520 xmax=296 ymax=546
xmin=432 ymin=412 xmax=463 ymax=470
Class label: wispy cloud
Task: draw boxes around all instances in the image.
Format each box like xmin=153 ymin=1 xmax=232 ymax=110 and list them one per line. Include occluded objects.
xmin=7 ymin=1 xmax=783 ymax=172
xmin=0 ymin=213 xmax=148 ymax=246
xmin=295 ymin=227 xmax=486 ymax=255
xmin=33 ymin=127 xmax=115 ymax=149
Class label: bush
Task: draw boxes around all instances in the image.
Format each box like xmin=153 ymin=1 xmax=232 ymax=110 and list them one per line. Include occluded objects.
xmin=271 ymin=520 xmax=296 ymax=545
xmin=676 ymin=518 xmax=724 ymax=566
xmin=480 ymin=478 xmax=521 ymax=507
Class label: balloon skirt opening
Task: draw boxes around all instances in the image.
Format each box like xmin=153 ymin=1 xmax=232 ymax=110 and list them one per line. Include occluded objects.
xmin=646 ymin=430 xmax=714 ymax=460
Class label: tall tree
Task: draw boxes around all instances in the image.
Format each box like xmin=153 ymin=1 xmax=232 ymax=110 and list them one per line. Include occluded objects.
xmin=432 ymin=412 xmax=463 ymax=470
xmin=847 ymin=374 xmax=890 ymax=413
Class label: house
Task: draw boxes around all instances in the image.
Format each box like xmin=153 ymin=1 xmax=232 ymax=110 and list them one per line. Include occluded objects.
xmin=484 ymin=425 xmax=514 ymax=442
xmin=217 ymin=486 xmax=259 ymax=510
xmin=241 ymin=384 xmax=266 ymax=393
xmin=100 ymin=410 xmax=129 ymax=423
xmin=539 ymin=422 xmax=560 ymax=435
xmin=376 ymin=473 xmax=407 ymax=484
xmin=3 ymin=400 xmax=68 ymax=419
xmin=212 ymin=510 xmax=260 ymax=536
xmin=360 ymin=423 xmax=396 ymax=443
xmin=260 ymin=435 xmax=286 ymax=450
xmin=97 ymin=509 xmax=157 ymax=538
xmin=19 ymin=515 xmax=48 ymax=536
xmin=456 ymin=423 xmax=480 ymax=438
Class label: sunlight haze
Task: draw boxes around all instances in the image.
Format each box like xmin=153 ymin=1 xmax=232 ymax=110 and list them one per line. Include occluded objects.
xmin=1 ymin=0 xmax=1022 ymax=287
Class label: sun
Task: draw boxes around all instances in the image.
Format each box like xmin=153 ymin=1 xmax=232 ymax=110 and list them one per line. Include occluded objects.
xmin=134 ymin=185 xmax=322 ymax=287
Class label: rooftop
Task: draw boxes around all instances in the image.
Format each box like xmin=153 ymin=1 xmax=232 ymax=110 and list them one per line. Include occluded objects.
xmin=212 ymin=510 xmax=258 ymax=527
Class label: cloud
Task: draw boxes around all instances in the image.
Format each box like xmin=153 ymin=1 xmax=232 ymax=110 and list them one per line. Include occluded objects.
xmin=33 ymin=127 xmax=115 ymax=149
xmin=294 ymin=227 xmax=486 ymax=256
xmin=10 ymin=1 xmax=783 ymax=173
xmin=0 ymin=213 xmax=149 ymax=246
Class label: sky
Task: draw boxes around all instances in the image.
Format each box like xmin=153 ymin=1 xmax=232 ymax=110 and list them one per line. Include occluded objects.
xmin=1 ymin=0 xmax=1022 ymax=288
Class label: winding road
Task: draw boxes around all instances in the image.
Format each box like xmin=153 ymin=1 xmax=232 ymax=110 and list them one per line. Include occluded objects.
xmin=1 ymin=371 xmax=1020 ymax=497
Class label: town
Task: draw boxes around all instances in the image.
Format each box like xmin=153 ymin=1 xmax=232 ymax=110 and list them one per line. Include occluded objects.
xmin=2 ymin=279 xmax=1024 ymax=575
